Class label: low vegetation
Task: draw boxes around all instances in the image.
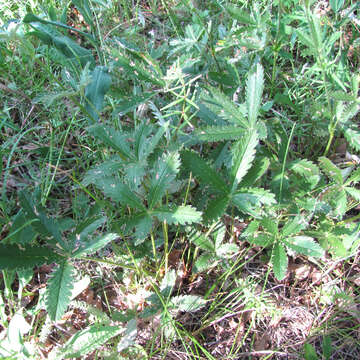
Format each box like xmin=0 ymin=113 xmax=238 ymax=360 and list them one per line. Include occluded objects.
xmin=0 ymin=0 xmax=359 ymax=358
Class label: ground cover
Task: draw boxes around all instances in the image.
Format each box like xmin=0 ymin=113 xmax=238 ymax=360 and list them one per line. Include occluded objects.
xmin=0 ymin=0 xmax=360 ymax=358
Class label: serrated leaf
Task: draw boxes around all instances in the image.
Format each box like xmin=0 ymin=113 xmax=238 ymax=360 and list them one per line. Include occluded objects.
xmin=345 ymin=187 xmax=360 ymax=202
xmin=202 ymin=87 xmax=248 ymax=128
xmin=115 ymin=92 xmax=155 ymax=116
xmin=148 ymin=152 xmax=180 ymax=209
xmin=170 ymin=295 xmax=206 ymax=312
xmin=193 ymin=253 xmax=215 ymax=272
xmin=87 ymin=125 xmax=133 ymax=160
xmin=73 ymin=233 xmax=118 ymax=258
xmin=281 ymin=215 xmax=308 ymax=237
xmin=330 ymin=90 xmax=355 ymax=101
xmin=230 ymin=130 xmax=258 ymax=192
xmin=225 ymin=5 xmax=256 ymax=25
xmin=272 ymin=243 xmax=288 ymax=281
xmin=151 ymin=205 xmax=202 ymax=225
xmin=82 ymin=157 xmax=123 ymax=186
xmin=19 ymin=191 xmax=66 ymax=249
xmin=246 ymin=63 xmax=264 ymax=127
xmin=240 ymin=156 xmax=270 ymax=187
xmin=346 ymin=167 xmax=360 ymax=185
xmin=93 ymin=177 xmax=146 ymax=211
xmin=46 ymin=261 xmax=75 ymax=321
xmin=204 ymin=196 xmax=230 ymax=223
xmin=288 ymin=159 xmax=320 ymax=176
xmin=344 ymin=127 xmax=360 ymax=151
xmin=216 ymin=243 xmax=239 ymax=258
xmin=260 ymin=217 xmax=278 ymax=236
xmin=190 ymin=233 xmax=214 ymax=252
xmin=119 ymin=213 xmax=153 ymax=245
xmin=74 ymin=216 xmax=106 ymax=243
xmin=285 ymin=236 xmax=324 ymax=257
xmin=85 ymin=66 xmax=111 ymax=123
xmin=117 ymin=319 xmax=137 ymax=352
xmin=191 ymin=126 xmax=247 ymax=143
xmin=319 ymin=157 xmax=343 ymax=184
xmin=181 ymin=150 xmax=229 ymax=194
xmin=332 ymin=189 xmax=347 ymax=217
xmin=0 ymin=245 xmax=62 ymax=271
xmin=327 ymin=236 xmax=347 ymax=257
xmin=115 ymin=55 xmax=164 ymax=87
xmin=7 ymin=211 xmax=37 ymax=245
xmin=59 ymin=324 xmax=124 ymax=358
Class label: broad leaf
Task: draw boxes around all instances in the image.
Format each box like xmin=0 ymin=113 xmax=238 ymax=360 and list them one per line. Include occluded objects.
xmin=194 ymin=253 xmax=216 ymax=272
xmin=46 ymin=261 xmax=75 ymax=321
xmin=181 ymin=150 xmax=229 ymax=194
xmin=272 ymin=243 xmax=288 ymax=281
xmin=216 ymin=243 xmax=239 ymax=258
xmin=285 ymin=236 xmax=324 ymax=257
xmin=226 ymin=5 xmax=256 ymax=25
xmin=0 ymin=245 xmax=62 ymax=271
xmin=74 ymin=216 xmax=107 ymax=242
xmin=85 ymin=66 xmax=111 ymax=123
xmin=232 ymin=188 xmax=276 ymax=217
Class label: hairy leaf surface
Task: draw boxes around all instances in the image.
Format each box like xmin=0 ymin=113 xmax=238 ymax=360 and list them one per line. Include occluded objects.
xmin=272 ymin=243 xmax=288 ymax=281
xmin=46 ymin=261 xmax=75 ymax=321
